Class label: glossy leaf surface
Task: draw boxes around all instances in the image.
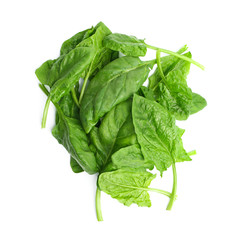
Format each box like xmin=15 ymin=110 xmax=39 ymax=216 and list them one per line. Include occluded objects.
xmin=52 ymin=111 xmax=98 ymax=174
xmin=103 ymin=33 xmax=147 ymax=57
xmin=80 ymin=56 xmax=153 ymax=133
xmin=89 ymin=99 xmax=137 ymax=171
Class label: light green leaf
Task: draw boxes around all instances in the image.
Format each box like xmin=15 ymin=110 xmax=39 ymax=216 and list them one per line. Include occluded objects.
xmin=148 ymin=45 xmax=188 ymax=90
xmin=103 ymin=33 xmax=147 ymax=57
xmin=190 ymin=92 xmax=207 ymax=115
xmin=112 ymin=144 xmax=154 ymax=170
xmin=80 ymin=56 xmax=153 ymax=133
xmin=153 ymin=52 xmax=193 ymax=120
xmin=132 ymin=95 xmax=190 ymax=175
xmin=98 ymin=169 xmax=156 ymax=207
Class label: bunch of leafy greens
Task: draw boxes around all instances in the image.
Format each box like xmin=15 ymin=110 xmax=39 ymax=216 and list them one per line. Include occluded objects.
xmin=36 ymin=22 xmax=207 ymax=221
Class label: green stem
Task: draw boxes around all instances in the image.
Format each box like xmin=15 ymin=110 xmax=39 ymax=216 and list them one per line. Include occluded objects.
xmin=166 ymin=162 xmax=177 ymax=210
xmin=71 ymin=87 xmax=80 ymax=108
xmin=79 ymin=57 xmax=94 ymax=104
xmin=188 ymin=150 xmax=197 ymax=156
xmin=39 ymin=84 xmax=62 ymax=116
xmin=148 ymin=187 xmax=172 ymax=198
xmin=41 ymin=95 xmax=51 ymax=129
xmin=96 ymin=187 xmax=103 ymax=221
xmin=156 ymin=50 xmax=167 ymax=84
xmin=145 ymin=43 xmax=205 ymax=70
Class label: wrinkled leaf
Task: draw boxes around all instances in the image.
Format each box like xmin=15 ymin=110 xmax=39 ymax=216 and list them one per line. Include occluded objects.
xmin=132 ymin=95 xmax=190 ymax=175
xmin=80 ymin=56 xmax=154 ymax=133
xmin=103 ymin=33 xmax=147 ymax=57
xmin=153 ymin=52 xmax=193 ymax=120
xmin=138 ymin=86 xmax=155 ymax=100
xmin=98 ymin=169 xmax=156 ymax=207
xmin=112 ymin=144 xmax=153 ymax=170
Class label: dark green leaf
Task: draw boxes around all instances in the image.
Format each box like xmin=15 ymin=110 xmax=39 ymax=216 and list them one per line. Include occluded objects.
xmin=112 ymin=144 xmax=154 ymax=170
xmin=132 ymin=95 xmax=190 ymax=175
xmin=103 ymin=33 xmax=147 ymax=57
xmin=36 ymin=47 xmax=95 ymax=103
xmin=52 ymin=110 xmax=98 ymax=174
xmin=80 ymin=56 xmax=154 ymax=133
xmin=190 ymin=92 xmax=207 ymax=114
xmin=98 ymin=169 xmax=156 ymax=207
xmin=89 ymin=99 xmax=137 ymax=171
xmin=70 ymin=157 xmax=84 ymax=173
xmin=60 ymin=27 xmax=95 ymax=55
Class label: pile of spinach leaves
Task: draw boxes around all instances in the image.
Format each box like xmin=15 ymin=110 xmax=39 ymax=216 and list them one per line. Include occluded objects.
xmin=36 ymin=22 xmax=207 ymax=221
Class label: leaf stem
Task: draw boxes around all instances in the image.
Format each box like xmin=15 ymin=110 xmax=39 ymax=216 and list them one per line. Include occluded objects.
xmin=188 ymin=150 xmax=197 ymax=156
xmin=41 ymin=95 xmax=51 ymax=129
xmin=148 ymin=187 xmax=173 ymax=198
xmin=79 ymin=57 xmax=94 ymax=105
xmin=71 ymin=87 xmax=80 ymax=108
xmin=96 ymin=186 xmax=103 ymax=221
xmin=145 ymin=43 xmax=205 ymax=70
xmin=156 ymin=50 xmax=167 ymax=85
xmin=166 ymin=163 xmax=177 ymax=210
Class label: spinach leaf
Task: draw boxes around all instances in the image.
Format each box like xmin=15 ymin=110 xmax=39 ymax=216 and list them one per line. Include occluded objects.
xmin=103 ymin=33 xmax=147 ymax=57
xmin=132 ymin=94 xmax=190 ymax=175
xmin=89 ymin=99 xmax=137 ymax=171
xmin=153 ymin=52 xmax=193 ymax=120
xmin=148 ymin=45 xmax=188 ymax=90
xmin=190 ymin=92 xmax=207 ymax=114
xmin=60 ymin=27 xmax=95 ymax=55
xmin=138 ymin=86 xmax=155 ymax=100
xmin=70 ymin=157 xmax=84 ymax=173
xmin=36 ymin=47 xmax=95 ymax=103
xmin=98 ymin=170 xmax=156 ymax=207
xmin=111 ymin=144 xmax=154 ymax=171
xmin=80 ymin=56 xmax=154 ymax=133
xmin=52 ymin=108 xmax=98 ymax=174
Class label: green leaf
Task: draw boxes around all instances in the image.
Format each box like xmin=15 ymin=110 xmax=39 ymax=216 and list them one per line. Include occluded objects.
xmin=36 ymin=47 xmax=95 ymax=103
xmin=112 ymin=144 xmax=154 ymax=171
xmin=138 ymin=86 xmax=155 ymax=101
xmin=80 ymin=56 xmax=153 ymax=133
xmin=103 ymin=33 xmax=147 ymax=57
xmin=98 ymin=169 xmax=156 ymax=207
xmin=153 ymin=52 xmax=193 ymax=120
xmin=52 ymin=110 xmax=98 ymax=174
xmin=132 ymin=94 xmax=190 ymax=175
xmin=148 ymin=45 xmax=188 ymax=90
xmin=70 ymin=156 xmax=84 ymax=173
xmin=60 ymin=27 xmax=95 ymax=55
xmin=89 ymin=99 xmax=137 ymax=171
xmin=190 ymin=92 xmax=207 ymax=115
xmin=76 ymin=22 xmax=114 ymax=78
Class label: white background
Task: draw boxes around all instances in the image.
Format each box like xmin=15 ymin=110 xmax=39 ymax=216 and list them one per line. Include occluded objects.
xmin=0 ymin=0 xmax=245 ymax=239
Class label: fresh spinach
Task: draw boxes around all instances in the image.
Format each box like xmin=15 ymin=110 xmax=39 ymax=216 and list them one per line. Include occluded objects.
xmin=37 ymin=22 xmax=206 ymax=221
